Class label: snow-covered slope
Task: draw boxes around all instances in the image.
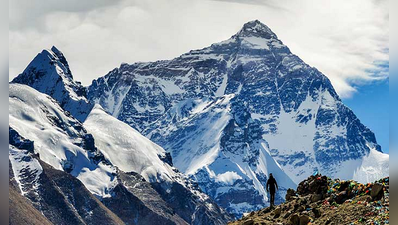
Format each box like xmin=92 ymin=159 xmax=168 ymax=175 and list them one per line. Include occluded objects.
xmin=11 ymin=46 xmax=92 ymax=122
xmin=336 ymin=147 xmax=389 ymax=183
xmin=87 ymin=20 xmax=389 ymax=217
xmin=84 ymin=104 xmax=233 ymax=224
xmin=9 ymin=83 xmax=116 ymax=198
xmin=84 ymin=105 xmax=175 ymax=183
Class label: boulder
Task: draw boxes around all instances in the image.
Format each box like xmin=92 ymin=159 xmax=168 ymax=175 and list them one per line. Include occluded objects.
xmin=243 ymin=219 xmax=254 ymax=225
xmin=297 ymin=175 xmax=329 ymax=196
xmin=286 ymin=188 xmax=297 ymax=201
xmin=312 ymin=208 xmax=322 ymax=218
xmin=338 ymin=181 xmax=350 ymax=191
xmin=297 ymin=206 xmax=305 ymax=212
xmin=311 ymin=194 xmax=323 ymax=203
xmin=335 ymin=191 xmax=348 ymax=204
xmin=371 ymin=183 xmax=384 ymax=200
xmin=299 ymin=215 xmax=310 ymax=225
xmin=273 ymin=207 xmax=282 ymax=218
xmin=289 ymin=214 xmax=300 ymax=225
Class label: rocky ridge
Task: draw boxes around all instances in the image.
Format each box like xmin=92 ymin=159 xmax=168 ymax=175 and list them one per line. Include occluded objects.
xmin=229 ymin=175 xmax=389 ymax=225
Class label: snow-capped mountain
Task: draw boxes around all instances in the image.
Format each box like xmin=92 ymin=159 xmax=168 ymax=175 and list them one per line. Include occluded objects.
xmin=9 ymin=83 xmax=232 ymax=224
xmin=10 ymin=19 xmax=389 ymax=220
xmin=11 ymin=46 xmax=92 ymax=122
xmin=87 ymin=20 xmax=389 ymax=216
xmin=9 ymin=87 xmax=123 ymax=224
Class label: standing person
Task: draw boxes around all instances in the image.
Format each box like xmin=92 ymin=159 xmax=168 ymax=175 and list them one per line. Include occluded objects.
xmin=266 ymin=173 xmax=278 ymax=207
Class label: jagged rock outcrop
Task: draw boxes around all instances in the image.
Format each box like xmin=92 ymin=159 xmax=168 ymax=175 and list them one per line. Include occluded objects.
xmin=229 ymin=175 xmax=389 ymax=225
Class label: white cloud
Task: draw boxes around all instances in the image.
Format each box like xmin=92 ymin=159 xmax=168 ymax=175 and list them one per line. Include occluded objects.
xmin=9 ymin=0 xmax=388 ymax=98
xmin=215 ymin=171 xmax=242 ymax=185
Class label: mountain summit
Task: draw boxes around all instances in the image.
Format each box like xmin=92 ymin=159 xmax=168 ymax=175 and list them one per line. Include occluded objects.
xmin=235 ymin=20 xmax=278 ymax=39
xmin=11 ymin=46 xmax=92 ymax=122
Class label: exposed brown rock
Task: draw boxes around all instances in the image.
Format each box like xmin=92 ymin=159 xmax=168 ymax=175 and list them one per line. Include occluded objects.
xmin=243 ymin=219 xmax=254 ymax=225
xmin=371 ymin=183 xmax=384 ymax=200
xmin=9 ymin=186 xmax=53 ymax=225
xmin=289 ymin=214 xmax=300 ymax=225
xmin=299 ymin=215 xmax=310 ymax=225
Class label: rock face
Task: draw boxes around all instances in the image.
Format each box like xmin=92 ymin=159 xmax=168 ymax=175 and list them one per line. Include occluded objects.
xmin=9 ymin=185 xmax=53 ymax=225
xmin=11 ymin=46 xmax=92 ymax=122
xmin=86 ymin=20 xmax=389 ymax=216
xmin=102 ymin=170 xmax=187 ymax=225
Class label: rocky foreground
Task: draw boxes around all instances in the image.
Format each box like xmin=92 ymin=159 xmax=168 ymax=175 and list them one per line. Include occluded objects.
xmin=229 ymin=175 xmax=389 ymax=225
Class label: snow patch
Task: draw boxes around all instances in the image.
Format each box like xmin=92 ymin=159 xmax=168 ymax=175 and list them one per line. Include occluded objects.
xmin=241 ymin=37 xmax=270 ymax=50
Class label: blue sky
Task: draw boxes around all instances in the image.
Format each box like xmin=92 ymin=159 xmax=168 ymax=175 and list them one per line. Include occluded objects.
xmin=343 ymin=77 xmax=389 ymax=153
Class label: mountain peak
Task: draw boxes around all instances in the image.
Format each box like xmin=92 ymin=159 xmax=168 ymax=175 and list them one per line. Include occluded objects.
xmin=236 ymin=20 xmax=277 ymax=39
xmin=11 ymin=46 xmax=92 ymax=122
xmin=50 ymin=46 xmax=64 ymax=59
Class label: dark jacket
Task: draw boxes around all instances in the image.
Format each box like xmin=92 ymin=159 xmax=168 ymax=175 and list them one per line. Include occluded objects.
xmin=266 ymin=176 xmax=278 ymax=193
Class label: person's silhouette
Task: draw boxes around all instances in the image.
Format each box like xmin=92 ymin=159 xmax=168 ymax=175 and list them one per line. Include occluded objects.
xmin=266 ymin=173 xmax=278 ymax=207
